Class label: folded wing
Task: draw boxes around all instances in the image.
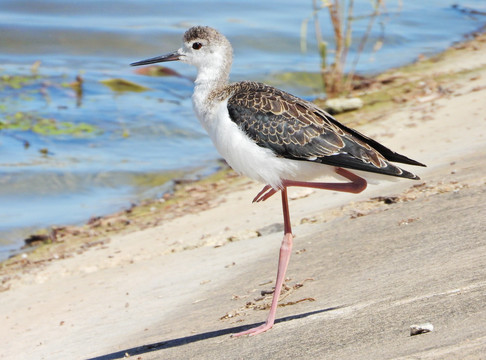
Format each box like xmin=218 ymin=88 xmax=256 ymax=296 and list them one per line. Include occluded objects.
xmin=227 ymin=82 xmax=425 ymax=179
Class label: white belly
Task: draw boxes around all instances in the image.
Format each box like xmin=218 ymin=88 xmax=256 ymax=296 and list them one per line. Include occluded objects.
xmin=197 ymin=98 xmax=336 ymax=188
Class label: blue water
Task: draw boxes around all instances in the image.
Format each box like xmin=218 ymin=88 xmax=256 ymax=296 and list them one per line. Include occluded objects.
xmin=0 ymin=0 xmax=485 ymax=258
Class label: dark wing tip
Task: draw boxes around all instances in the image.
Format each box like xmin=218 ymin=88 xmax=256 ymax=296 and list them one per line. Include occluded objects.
xmin=400 ymin=168 xmax=421 ymax=180
xmin=391 ymin=153 xmax=427 ymax=168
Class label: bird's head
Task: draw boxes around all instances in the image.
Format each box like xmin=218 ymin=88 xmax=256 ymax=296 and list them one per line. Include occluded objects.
xmin=131 ymin=26 xmax=233 ymax=81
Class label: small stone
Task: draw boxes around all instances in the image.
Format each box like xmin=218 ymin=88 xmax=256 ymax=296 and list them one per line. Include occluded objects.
xmin=410 ymin=323 xmax=434 ymax=336
xmin=324 ymin=97 xmax=363 ymax=114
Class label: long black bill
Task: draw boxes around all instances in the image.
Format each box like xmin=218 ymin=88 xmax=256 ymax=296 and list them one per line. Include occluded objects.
xmin=130 ymin=51 xmax=180 ymax=66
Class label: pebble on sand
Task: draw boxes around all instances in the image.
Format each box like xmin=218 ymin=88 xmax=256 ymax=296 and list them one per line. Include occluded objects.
xmin=410 ymin=323 xmax=434 ymax=336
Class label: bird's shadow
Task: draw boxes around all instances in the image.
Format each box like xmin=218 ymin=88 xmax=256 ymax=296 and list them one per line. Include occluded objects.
xmin=86 ymin=306 xmax=340 ymax=360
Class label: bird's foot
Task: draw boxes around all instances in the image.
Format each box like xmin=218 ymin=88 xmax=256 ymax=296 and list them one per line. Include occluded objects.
xmin=232 ymin=321 xmax=274 ymax=337
xmin=252 ymin=185 xmax=278 ymax=202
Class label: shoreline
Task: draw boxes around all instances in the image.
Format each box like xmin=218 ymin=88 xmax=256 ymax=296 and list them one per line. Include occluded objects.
xmin=1 ymin=23 xmax=485 ymax=264
xmin=2 ymin=28 xmax=485 ymax=282
xmin=2 ymin=28 xmax=484 ymax=271
xmin=1 ymin=30 xmax=486 ymax=359
xmin=1 ymin=22 xmax=485 ymax=261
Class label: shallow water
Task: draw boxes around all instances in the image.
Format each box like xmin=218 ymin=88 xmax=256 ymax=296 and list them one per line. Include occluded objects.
xmin=0 ymin=0 xmax=485 ymax=258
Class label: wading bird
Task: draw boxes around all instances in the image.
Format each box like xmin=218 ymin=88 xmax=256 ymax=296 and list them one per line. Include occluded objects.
xmin=131 ymin=26 xmax=425 ymax=336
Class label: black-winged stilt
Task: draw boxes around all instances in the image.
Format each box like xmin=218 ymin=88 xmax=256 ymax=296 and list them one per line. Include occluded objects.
xmin=131 ymin=26 xmax=425 ymax=336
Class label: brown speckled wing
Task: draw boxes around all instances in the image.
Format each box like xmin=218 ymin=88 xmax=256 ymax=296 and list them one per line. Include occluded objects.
xmin=227 ymin=82 xmax=425 ymax=179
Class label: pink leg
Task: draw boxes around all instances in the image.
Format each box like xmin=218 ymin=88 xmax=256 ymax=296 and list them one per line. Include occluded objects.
xmin=253 ymin=167 xmax=367 ymax=203
xmin=233 ymin=188 xmax=293 ymax=337
xmin=233 ymin=168 xmax=367 ymax=337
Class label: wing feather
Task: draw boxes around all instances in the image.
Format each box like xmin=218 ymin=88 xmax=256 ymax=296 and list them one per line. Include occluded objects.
xmin=226 ymin=82 xmax=424 ymax=179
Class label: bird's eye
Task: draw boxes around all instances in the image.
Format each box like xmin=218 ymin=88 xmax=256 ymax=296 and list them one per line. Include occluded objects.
xmin=192 ymin=42 xmax=203 ymax=50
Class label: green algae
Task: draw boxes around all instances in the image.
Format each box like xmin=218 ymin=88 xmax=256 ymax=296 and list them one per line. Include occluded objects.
xmin=134 ymin=65 xmax=183 ymax=77
xmin=0 ymin=111 xmax=101 ymax=137
xmin=0 ymin=69 xmax=100 ymax=138
xmin=268 ymin=71 xmax=324 ymax=95
xmin=100 ymin=78 xmax=150 ymax=92
xmin=0 ymin=74 xmax=39 ymax=90
xmin=131 ymin=171 xmax=186 ymax=189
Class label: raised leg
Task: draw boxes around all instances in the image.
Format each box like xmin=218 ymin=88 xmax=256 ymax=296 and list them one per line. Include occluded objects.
xmin=233 ymin=188 xmax=293 ymax=337
xmin=253 ymin=167 xmax=367 ymax=203
xmin=252 ymin=185 xmax=276 ymax=203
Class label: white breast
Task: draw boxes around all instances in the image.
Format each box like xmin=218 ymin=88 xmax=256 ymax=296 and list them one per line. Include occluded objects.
xmin=193 ymin=95 xmax=333 ymax=188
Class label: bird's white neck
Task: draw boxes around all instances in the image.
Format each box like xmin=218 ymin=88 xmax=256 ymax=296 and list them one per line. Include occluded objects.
xmin=192 ymin=57 xmax=231 ymax=125
xmin=194 ymin=58 xmax=230 ymax=92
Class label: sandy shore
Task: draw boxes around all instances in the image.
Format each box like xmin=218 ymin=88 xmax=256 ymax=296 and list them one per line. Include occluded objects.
xmin=1 ymin=32 xmax=486 ymax=360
